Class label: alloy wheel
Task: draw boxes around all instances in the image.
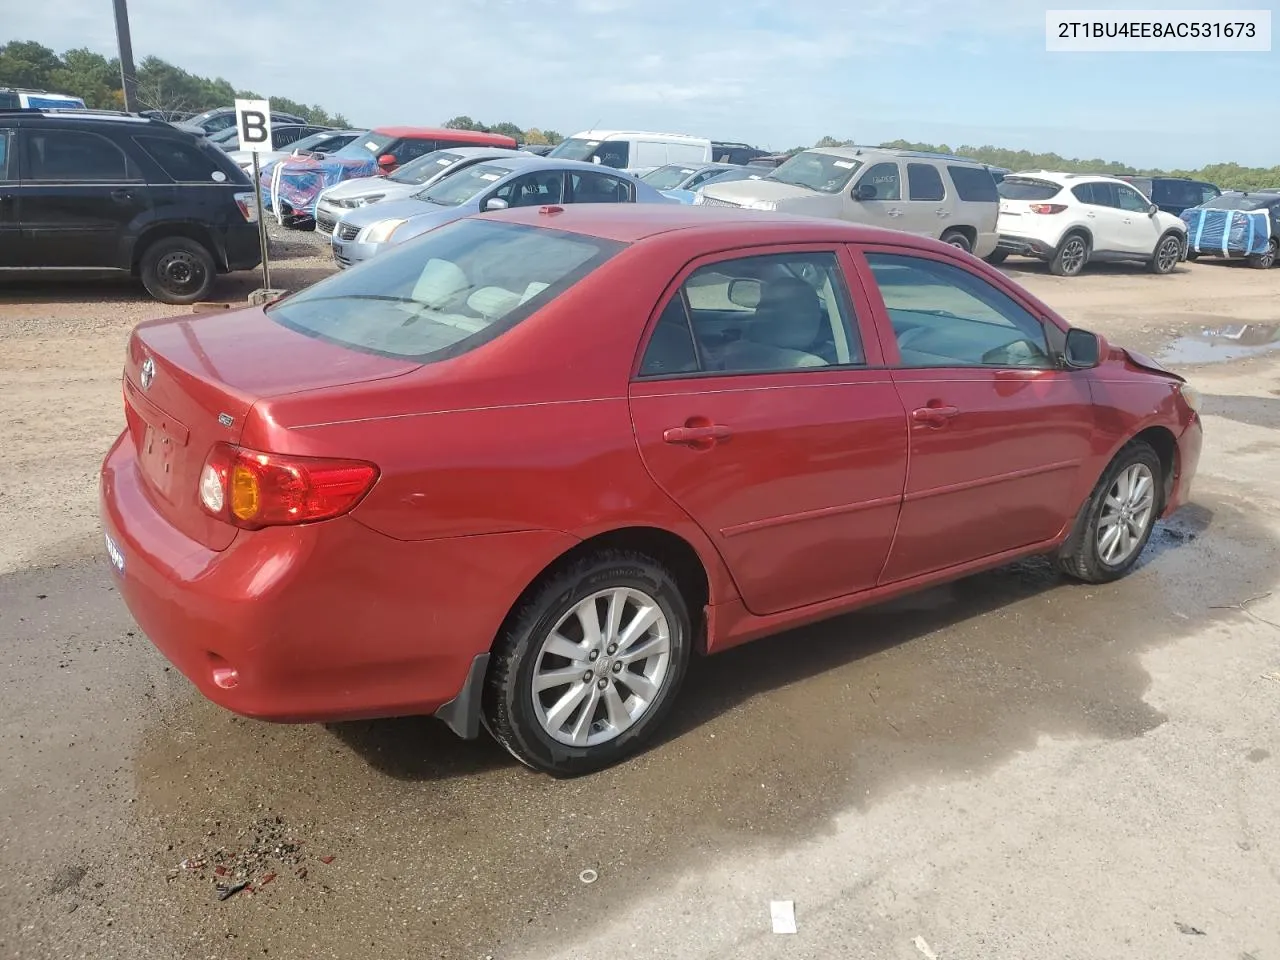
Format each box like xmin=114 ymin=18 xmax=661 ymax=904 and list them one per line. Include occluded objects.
xmin=1096 ymin=463 xmax=1156 ymax=566
xmin=531 ymin=587 xmax=672 ymax=747
xmin=1060 ymin=237 xmax=1086 ymax=274
xmin=1156 ymin=237 xmax=1181 ymax=272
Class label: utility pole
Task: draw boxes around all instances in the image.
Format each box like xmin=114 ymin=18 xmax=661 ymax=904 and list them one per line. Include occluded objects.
xmin=112 ymin=0 xmax=139 ymax=112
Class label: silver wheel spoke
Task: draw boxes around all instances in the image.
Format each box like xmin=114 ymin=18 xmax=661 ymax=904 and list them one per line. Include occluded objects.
xmin=618 ymin=605 xmax=662 ymax=652
xmin=576 ymin=603 xmax=604 ymax=650
xmin=535 ymin=665 xmax=586 ymax=692
xmin=569 ymin=686 xmax=602 ymax=745
xmin=1099 ymin=522 xmax=1123 ymax=561
xmin=602 ymin=684 xmax=632 ymax=733
xmin=619 ymin=633 xmax=668 ymax=665
xmin=545 ymin=681 xmax=591 ymax=731
xmin=604 ymin=589 xmax=627 ymax=647
xmin=543 ymin=632 xmax=588 ymax=664
xmin=622 ymin=670 xmax=659 ymax=704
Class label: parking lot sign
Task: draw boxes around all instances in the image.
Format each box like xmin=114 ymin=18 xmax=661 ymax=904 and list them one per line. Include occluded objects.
xmin=234 ymin=98 xmax=273 ymax=153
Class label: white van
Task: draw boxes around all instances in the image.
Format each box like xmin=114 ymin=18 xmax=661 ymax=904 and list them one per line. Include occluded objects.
xmin=546 ymin=130 xmax=712 ymax=175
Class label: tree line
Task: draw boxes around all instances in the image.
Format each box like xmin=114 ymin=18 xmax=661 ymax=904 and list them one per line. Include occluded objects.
xmin=0 ymin=40 xmax=349 ymax=126
xmin=5 ymin=40 xmax=1276 ymax=190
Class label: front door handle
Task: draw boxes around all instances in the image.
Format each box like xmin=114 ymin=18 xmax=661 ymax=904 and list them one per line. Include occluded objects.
xmin=663 ymin=424 xmax=732 ymax=445
xmin=887 ymin=208 xmax=904 ymax=217
xmin=110 ymin=188 xmax=134 ymax=203
xmin=911 ymin=405 xmax=959 ymax=424
xmin=936 ymin=209 xmax=950 ymax=217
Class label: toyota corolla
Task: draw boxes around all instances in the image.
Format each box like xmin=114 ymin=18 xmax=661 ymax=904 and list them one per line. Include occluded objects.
xmin=100 ymin=204 xmax=1202 ymax=776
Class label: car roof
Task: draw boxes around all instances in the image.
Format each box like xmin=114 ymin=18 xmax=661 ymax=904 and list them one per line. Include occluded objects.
xmin=802 ymin=145 xmax=989 ymax=166
xmin=474 ymin=202 xmax=949 ymax=245
xmin=460 ymin=155 xmax=643 ymax=175
xmin=434 ymin=146 xmax=524 ymax=157
xmin=1006 ymin=170 xmax=1139 ymax=186
xmin=372 ymin=126 xmax=516 ymax=142
xmin=566 ymin=129 xmax=710 ymax=144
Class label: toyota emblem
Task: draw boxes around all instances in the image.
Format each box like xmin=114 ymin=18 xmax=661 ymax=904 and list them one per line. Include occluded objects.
xmin=140 ymin=357 xmax=156 ymax=390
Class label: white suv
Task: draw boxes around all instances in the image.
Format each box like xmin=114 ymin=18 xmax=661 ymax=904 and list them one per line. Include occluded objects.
xmin=990 ymin=171 xmax=1187 ymax=276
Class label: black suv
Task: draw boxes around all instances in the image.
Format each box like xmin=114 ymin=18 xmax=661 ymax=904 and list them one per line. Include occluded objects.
xmin=0 ymin=109 xmax=261 ymax=303
xmin=1120 ymin=176 xmax=1221 ymax=217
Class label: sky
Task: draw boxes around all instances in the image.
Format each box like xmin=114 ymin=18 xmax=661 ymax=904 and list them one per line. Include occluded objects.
xmin=10 ymin=0 xmax=1279 ymax=168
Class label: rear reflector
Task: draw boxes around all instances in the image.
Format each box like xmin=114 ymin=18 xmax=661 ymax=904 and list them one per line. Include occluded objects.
xmin=199 ymin=443 xmax=378 ymax=529
xmin=1029 ymin=203 xmax=1068 ymax=214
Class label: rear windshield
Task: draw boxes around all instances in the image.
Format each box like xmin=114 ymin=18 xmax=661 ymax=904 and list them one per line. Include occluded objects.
xmin=1203 ymin=194 xmax=1274 ymax=211
xmin=389 ymin=150 xmax=465 ymax=185
xmin=266 ymin=219 xmax=624 ymax=362
xmin=767 ymin=151 xmax=862 ymax=193
xmin=998 ymin=177 xmax=1063 ymax=200
xmin=333 ymin=133 xmax=393 ymax=161
xmin=642 ymin=165 xmax=700 ymax=190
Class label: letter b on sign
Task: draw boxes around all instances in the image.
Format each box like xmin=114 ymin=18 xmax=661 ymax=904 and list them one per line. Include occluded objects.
xmin=234 ymin=98 xmax=273 ymax=153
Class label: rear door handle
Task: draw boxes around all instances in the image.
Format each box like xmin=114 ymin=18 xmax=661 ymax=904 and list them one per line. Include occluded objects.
xmin=911 ymin=405 xmax=959 ymax=424
xmin=110 ymin=188 xmax=134 ymax=203
xmin=663 ymin=424 xmax=732 ymax=445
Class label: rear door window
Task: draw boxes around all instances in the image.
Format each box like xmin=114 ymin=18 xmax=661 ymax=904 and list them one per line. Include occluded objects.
xmin=948 ymin=165 xmax=999 ymax=202
xmin=569 ymin=171 xmax=633 ymax=202
xmin=134 ymin=135 xmax=227 ymax=183
xmin=24 ymin=129 xmax=138 ymax=181
xmin=906 ymin=163 xmax=945 ymax=201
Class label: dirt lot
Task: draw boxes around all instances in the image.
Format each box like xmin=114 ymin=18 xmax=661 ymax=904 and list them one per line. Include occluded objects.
xmin=1 ymin=232 xmax=1278 ymax=960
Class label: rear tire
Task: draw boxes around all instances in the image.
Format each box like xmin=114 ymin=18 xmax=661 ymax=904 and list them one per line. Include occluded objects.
xmin=1049 ymin=232 xmax=1089 ymax=277
xmin=1148 ymin=232 xmax=1182 ymax=274
xmin=139 ymin=236 xmax=216 ymax=305
xmin=482 ymin=550 xmax=692 ymax=777
xmin=1058 ymin=440 xmax=1163 ymax=584
xmin=940 ymin=229 xmax=972 ymax=254
xmin=1247 ymin=237 xmax=1277 ymax=269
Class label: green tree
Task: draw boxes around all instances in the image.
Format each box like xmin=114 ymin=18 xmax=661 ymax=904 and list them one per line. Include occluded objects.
xmin=814 ymin=135 xmax=855 ymax=148
xmin=542 ymin=130 xmax=564 ymax=145
xmin=489 ymin=120 xmax=524 ymax=140
xmin=0 ymin=40 xmax=62 ymax=89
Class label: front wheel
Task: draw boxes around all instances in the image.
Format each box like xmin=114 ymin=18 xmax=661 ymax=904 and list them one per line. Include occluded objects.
xmin=1247 ymin=237 xmax=1278 ymax=269
xmin=1148 ymin=233 xmax=1182 ymax=274
xmin=483 ymin=551 xmax=692 ymax=776
xmin=139 ymin=236 xmax=216 ymax=305
xmin=1059 ymin=440 xmax=1163 ymax=583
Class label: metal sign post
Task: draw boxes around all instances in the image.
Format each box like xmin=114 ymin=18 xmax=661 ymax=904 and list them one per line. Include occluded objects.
xmin=234 ymin=99 xmax=275 ymax=298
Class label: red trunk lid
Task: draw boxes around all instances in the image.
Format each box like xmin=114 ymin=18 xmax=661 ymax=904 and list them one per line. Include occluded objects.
xmin=123 ymin=305 xmax=418 ymax=549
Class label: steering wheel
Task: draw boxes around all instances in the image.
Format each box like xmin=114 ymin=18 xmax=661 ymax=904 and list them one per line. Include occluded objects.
xmin=982 ymin=338 xmax=1048 ymax=366
xmin=895 ymin=326 xmax=929 ymax=349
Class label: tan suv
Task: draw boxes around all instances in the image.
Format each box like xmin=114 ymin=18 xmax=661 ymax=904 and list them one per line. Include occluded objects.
xmin=697 ymin=146 xmax=1000 ymax=258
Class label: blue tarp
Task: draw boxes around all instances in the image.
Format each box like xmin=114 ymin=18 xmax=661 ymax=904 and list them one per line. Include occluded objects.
xmin=1181 ymin=207 xmax=1272 ymax=256
xmin=259 ymin=155 xmax=381 ymax=220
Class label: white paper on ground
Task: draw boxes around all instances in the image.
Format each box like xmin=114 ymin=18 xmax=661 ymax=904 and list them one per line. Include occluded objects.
xmin=770 ymin=900 xmax=797 ymax=934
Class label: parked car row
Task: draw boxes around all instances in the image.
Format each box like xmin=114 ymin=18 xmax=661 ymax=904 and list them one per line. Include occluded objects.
xmin=0 ymin=106 xmax=1269 ymax=306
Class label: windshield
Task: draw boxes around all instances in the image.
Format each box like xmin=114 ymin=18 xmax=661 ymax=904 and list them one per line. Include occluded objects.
xmin=389 ymin=150 xmax=466 ymax=185
xmin=266 ymin=219 xmax=624 ymax=362
xmin=701 ymin=168 xmax=760 ymax=188
xmin=416 ymin=163 xmax=514 ymax=206
xmin=1203 ymin=194 xmax=1273 ymax=211
xmin=209 ymin=127 xmax=239 ymax=144
xmin=767 ymin=151 xmax=863 ymax=193
xmin=333 ymin=133 xmax=394 ymax=161
xmin=291 ymin=130 xmax=339 ymax=153
xmin=546 ymin=138 xmax=601 ymax=162
xmin=998 ymin=177 xmax=1063 ymax=200
xmin=642 ymin=165 xmax=700 ymax=190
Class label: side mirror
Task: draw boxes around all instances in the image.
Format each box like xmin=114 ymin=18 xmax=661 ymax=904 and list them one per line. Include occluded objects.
xmin=591 ymin=156 xmax=602 ymax=165
xmin=726 ymin=278 xmax=762 ymax=309
xmin=853 ymin=183 xmax=877 ymax=201
xmin=483 ymin=197 xmax=509 ymax=211
xmin=1063 ymin=328 xmax=1101 ymax=368
xmin=1148 ymin=202 xmax=1159 ymax=215
xmin=378 ymin=154 xmax=397 ymax=168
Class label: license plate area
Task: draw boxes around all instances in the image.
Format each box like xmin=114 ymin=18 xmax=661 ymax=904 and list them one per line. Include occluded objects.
xmin=140 ymin=424 xmax=179 ymax=499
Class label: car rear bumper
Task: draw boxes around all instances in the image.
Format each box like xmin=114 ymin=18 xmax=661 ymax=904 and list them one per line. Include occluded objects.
xmin=997 ymin=233 xmax=1056 ymax=258
xmin=99 ymin=429 xmax=576 ymax=726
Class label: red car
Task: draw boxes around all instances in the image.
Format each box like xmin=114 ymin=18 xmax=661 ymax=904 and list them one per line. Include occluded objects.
xmin=100 ymin=205 xmax=1203 ymax=776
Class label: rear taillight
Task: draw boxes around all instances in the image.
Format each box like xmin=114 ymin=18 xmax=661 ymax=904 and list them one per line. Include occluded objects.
xmin=198 ymin=443 xmax=378 ymax=529
xmin=233 ymin=192 xmax=259 ymax=223
xmin=1029 ymin=203 xmax=1067 ymax=214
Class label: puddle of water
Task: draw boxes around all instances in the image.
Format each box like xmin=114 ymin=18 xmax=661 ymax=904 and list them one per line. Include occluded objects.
xmin=1160 ymin=323 xmax=1280 ymax=366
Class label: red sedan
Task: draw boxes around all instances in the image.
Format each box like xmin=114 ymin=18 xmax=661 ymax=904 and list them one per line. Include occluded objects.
xmin=100 ymin=205 xmax=1202 ymax=776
